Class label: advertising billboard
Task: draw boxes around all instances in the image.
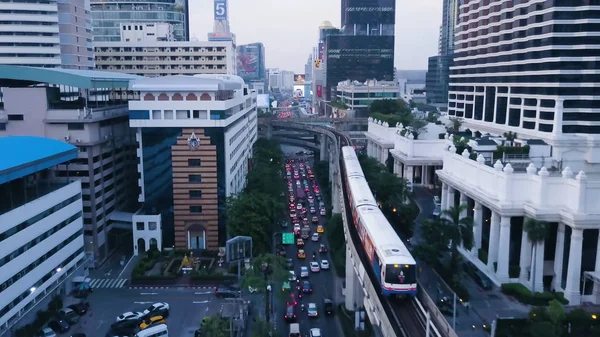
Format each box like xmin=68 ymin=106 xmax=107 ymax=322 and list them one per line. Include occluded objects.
xmin=294 ymin=74 xmax=305 ymax=84
xmin=257 ymin=94 xmax=270 ymax=108
xmin=237 ymin=44 xmax=262 ymax=81
xmin=214 ymin=0 xmax=227 ymax=20
xmin=293 ymin=85 xmax=304 ymax=98
xmin=342 ymin=0 xmax=395 ymax=25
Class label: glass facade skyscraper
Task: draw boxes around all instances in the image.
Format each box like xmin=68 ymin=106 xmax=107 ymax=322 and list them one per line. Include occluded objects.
xmin=325 ymin=0 xmax=396 ymax=100
xmin=90 ymin=0 xmax=188 ymax=42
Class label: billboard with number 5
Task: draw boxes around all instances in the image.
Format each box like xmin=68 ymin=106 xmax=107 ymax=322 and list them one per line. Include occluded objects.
xmin=214 ymin=0 xmax=227 ymax=20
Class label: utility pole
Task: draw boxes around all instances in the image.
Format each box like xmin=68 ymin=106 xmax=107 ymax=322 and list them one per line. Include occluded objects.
xmin=452 ymin=292 xmax=457 ymax=330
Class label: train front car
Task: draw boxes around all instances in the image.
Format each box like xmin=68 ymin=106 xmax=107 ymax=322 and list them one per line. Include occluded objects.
xmin=356 ymin=206 xmax=418 ymax=298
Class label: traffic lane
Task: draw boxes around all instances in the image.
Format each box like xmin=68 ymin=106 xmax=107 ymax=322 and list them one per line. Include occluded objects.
xmin=76 ymin=288 xmax=222 ymax=337
xmin=283 ymin=236 xmax=335 ymax=335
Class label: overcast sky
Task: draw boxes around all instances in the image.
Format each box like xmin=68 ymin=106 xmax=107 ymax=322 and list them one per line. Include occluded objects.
xmin=189 ymin=0 xmax=442 ymax=73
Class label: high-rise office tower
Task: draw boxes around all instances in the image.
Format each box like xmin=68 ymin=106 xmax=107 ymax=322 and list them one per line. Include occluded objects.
xmin=90 ymin=0 xmax=189 ymax=42
xmin=325 ymin=0 xmax=395 ymax=100
xmin=448 ymin=0 xmax=600 ymax=137
xmin=425 ymin=0 xmax=457 ymax=105
xmin=0 ymin=0 xmax=94 ymax=69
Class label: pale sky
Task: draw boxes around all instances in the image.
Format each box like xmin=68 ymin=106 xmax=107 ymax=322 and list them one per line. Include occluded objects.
xmin=189 ymin=0 xmax=442 ymax=73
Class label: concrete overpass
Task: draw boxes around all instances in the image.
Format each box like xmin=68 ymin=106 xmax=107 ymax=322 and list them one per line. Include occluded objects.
xmin=259 ymin=120 xmax=456 ymax=337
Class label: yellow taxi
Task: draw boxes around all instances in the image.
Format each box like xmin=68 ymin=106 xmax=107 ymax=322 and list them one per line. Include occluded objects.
xmin=316 ymin=225 xmax=324 ymax=233
xmin=139 ymin=315 xmax=166 ymax=330
xmin=297 ymin=249 xmax=306 ymax=259
xmin=296 ymin=238 xmax=304 ymax=246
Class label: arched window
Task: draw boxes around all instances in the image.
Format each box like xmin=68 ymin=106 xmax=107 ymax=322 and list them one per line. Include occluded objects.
xmin=186 ymin=93 xmax=198 ymax=101
xmin=144 ymin=93 xmax=155 ymax=101
xmin=172 ymin=93 xmax=183 ymax=101
xmin=158 ymin=93 xmax=169 ymax=101
xmin=200 ymin=93 xmax=211 ymax=101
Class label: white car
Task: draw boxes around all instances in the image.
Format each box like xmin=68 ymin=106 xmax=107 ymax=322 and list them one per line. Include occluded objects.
xmin=320 ymin=260 xmax=330 ymax=270
xmin=307 ymin=303 xmax=318 ymax=317
xmin=320 ymin=208 xmax=326 ymax=216
xmin=116 ymin=311 xmax=144 ymax=322
xmin=300 ymin=266 xmax=309 ymax=278
xmin=38 ymin=328 xmax=56 ymax=337
xmin=310 ymin=262 xmax=320 ymax=273
xmin=142 ymin=302 xmax=170 ymax=317
xmin=311 ymin=233 xmax=320 ymax=242
xmin=288 ymin=270 xmax=297 ymax=281
xmin=310 ymin=328 xmax=322 ymax=337
xmin=297 ymin=203 xmax=303 ymax=210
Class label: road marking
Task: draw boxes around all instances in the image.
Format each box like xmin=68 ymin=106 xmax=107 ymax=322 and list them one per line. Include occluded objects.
xmin=193 ymin=301 xmax=210 ymax=304
xmin=134 ymin=301 xmax=154 ymax=304
xmin=118 ymin=255 xmax=135 ymax=278
xmin=194 ymin=292 xmax=212 ymax=295
xmin=105 ymin=270 xmax=112 ymax=276
xmin=140 ymin=293 xmax=158 ymax=295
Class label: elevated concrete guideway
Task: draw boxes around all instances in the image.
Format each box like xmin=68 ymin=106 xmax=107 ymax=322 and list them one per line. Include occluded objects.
xmin=259 ymin=118 xmax=451 ymax=337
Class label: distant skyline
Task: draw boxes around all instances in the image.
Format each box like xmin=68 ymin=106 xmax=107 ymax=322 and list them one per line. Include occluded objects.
xmin=189 ymin=0 xmax=442 ymax=73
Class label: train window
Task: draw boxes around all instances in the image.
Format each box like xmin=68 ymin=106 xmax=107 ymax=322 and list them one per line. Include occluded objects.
xmin=385 ymin=264 xmax=416 ymax=285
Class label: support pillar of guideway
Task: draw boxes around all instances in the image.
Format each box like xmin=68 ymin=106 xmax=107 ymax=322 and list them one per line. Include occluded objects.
xmin=320 ymin=134 xmax=328 ymax=161
xmin=345 ymin=249 xmax=365 ymax=311
xmin=332 ymin=168 xmax=341 ymax=214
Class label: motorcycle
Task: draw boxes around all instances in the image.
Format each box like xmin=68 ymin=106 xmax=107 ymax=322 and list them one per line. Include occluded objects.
xmin=301 ymin=304 xmax=305 ymax=312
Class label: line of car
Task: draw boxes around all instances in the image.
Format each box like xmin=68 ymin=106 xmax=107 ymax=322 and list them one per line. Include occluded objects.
xmin=36 ymin=303 xmax=90 ymax=337
xmin=283 ymin=159 xmax=334 ymax=337
xmin=108 ymin=302 xmax=169 ymax=337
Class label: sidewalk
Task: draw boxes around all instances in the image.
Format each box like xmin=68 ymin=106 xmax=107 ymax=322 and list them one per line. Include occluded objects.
xmin=411 ymin=187 xmax=528 ymax=337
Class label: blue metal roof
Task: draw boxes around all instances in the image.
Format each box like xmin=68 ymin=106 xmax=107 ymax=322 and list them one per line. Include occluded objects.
xmin=0 ymin=136 xmax=78 ymax=184
xmin=0 ymin=65 xmax=142 ymax=89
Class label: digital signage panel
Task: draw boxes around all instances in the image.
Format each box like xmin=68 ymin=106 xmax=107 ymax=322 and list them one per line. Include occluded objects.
xmin=342 ymin=0 xmax=395 ymax=25
xmin=325 ymin=35 xmax=394 ymax=99
xmin=214 ymin=0 xmax=227 ymax=20
xmin=294 ymin=74 xmax=305 ymax=84
xmin=257 ymin=94 xmax=270 ymax=108
xmin=237 ymin=46 xmax=260 ymax=81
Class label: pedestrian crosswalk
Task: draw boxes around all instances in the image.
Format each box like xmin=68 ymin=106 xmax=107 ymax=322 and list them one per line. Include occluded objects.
xmin=89 ymin=278 xmax=128 ymax=288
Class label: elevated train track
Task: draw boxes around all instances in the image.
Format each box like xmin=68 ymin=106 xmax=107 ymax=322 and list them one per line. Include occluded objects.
xmin=261 ymin=119 xmax=449 ymax=337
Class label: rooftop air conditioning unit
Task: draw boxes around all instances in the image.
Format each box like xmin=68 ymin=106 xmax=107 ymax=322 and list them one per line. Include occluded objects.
xmin=64 ymin=135 xmax=71 ymax=141
xmin=76 ymin=139 xmax=81 ymax=143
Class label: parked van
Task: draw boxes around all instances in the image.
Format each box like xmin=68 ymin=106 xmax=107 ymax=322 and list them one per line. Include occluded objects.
xmin=134 ymin=324 xmax=168 ymax=337
xmin=289 ymin=323 xmax=300 ymax=337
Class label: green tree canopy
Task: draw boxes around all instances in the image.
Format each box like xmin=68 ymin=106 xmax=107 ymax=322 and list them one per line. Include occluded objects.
xmin=369 ymin=99 xmax=410 ymax=115
xmin=199 ymin=316 xmax=229 ymax=337
xmin=250 ymin=318 xmax=275 ymax=337
xmin=226 ymin=139 xmax=286 ymax=255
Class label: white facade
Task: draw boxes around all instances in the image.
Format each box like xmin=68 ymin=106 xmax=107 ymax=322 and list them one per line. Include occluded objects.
xmin=132 ymin=214 xmax=162 ymax=256
xmin=94 ymin=41 xmax=236 ymax=77
xmin=365 ymin=118 xmax=446 ymax=188
xmin=129 ymin=74 xmax=258 ymax=250
xmin=337 ymin=80 xmax=399 ymax=113
xmin=0 ymin=181 xmax=86 ymax=332
xmin=120 ymin=22 xmax=175 ymax=42
xmin=0 ymin=1 xmax=61 ymax=67
xmin=129 ymin=76 xmax=257 ymax=196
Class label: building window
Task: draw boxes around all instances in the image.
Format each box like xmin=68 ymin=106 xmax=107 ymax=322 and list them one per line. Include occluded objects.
xmin=136 ymin=222 xmax=145 ymax=230
xmin=188 ymin=159 xmax=201 ymax=167
xmin=7 ymin=114 xmax=23 ymax=121
xmin=148 ymin=222 xmax=157 ymax=231
xmin=172 ymin=93 xmax=183 ymax=101
xmin=189 ymin=190 xmax=202 ymax=199
xmin=190 ymin=206 xmax=202 ymax=214
xmin=67 ymin=123 xmax=84 ymax=130
xmin=188 ymin=174 xmax=202 ymax=183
